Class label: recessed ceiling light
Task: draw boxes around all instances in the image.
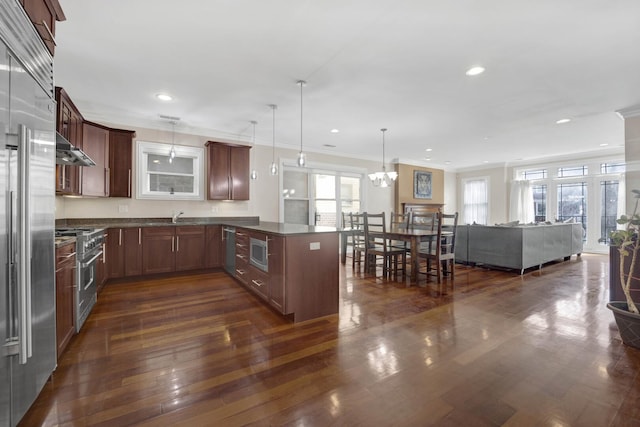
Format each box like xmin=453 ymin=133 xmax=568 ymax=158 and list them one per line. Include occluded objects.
xmin=556 ymin=118 xmax=571 ymax=124
xmin=330 ymin=129 xmax=339 ymax=133
xmin=445 ymin=161 xmax=451 ymax=165
xmin=483 ymin=160 xmax=489 ymax=163
xmin=156 ymin=93 xmax=172 ymax=101
xmin=466 ymin=66 xmax=485 ymax=76
xmin=425 ymin=148 xmax=433 ymax=152
xmin=424 ymin=158 xmax=431 ymax=161
xmin=600 ymin=143 xmax=609 ymax=147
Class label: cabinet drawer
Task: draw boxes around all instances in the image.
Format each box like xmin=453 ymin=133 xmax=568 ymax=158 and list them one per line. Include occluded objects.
xmin=249 ymin=266 xmax=269 ymax=301
xmin=235 ymin=258 xmax=250 ymax=285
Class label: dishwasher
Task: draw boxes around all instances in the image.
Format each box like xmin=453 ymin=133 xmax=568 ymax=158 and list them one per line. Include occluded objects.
xmin=223 ymin=226 xmax=236 ymax=275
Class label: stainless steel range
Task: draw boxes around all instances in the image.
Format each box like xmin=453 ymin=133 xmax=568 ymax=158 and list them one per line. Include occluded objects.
xmin=55 ymin=228 xmax=105 ymax=332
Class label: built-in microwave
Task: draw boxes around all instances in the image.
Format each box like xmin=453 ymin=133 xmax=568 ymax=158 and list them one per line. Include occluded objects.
xmin=249 ymin=237 xmax=268 ymax=272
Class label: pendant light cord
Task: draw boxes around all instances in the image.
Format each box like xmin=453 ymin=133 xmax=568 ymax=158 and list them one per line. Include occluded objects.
xmin=271 ymin=105 xmax=276 ymax=162
xmin=381 ymin=128 xmax=387 ymax=172
xmin=298 ymin=80 xmax=305 ymax=153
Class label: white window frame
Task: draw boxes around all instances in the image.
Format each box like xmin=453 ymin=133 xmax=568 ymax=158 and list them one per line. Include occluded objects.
xmin=514 ymin=157 xmax=625 ymax=253
xmin=136 ymin=140 xmax=204 ymax=200
xmin=461 ymin=177 xmax=489 ymax=225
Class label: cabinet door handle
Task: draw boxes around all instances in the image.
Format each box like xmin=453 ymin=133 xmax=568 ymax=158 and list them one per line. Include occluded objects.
xmin=138 ymin=228 xmax=141 ymax=245
xmin=102 ymin=243 xmax=106 ymax=264
xmin=176 ymin=236 xmax=180 ymax=252
xmin=128 ymin=169 xmax=131 ymax=197
xmin=119 ymin=229 xmax=122 ymax=246
xmin=251 ymin=279 xmax=264 ymax=287
xmin=172 ymin=236 xmax=175 ymax=252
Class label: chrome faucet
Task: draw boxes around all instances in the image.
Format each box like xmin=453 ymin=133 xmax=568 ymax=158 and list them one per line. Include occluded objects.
xmin=172 ymin=211 xmax=184 ymax=224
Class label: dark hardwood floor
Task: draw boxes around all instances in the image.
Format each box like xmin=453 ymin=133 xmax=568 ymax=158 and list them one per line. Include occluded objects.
xmin=21 ymin=254 xmax=640 ymax=426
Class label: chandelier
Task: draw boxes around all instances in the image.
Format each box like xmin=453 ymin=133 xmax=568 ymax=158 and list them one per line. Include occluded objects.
xmin=368 ymin=128 xmax=397 ymax=187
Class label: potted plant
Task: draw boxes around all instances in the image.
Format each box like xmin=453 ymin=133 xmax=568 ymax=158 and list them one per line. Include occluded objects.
xmin=608 ymin=189 xmax=640 ymax=349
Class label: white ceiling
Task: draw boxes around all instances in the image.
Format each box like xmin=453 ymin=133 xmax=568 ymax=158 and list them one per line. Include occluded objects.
xmin=54 ymin=0 xmax=640 ymax=170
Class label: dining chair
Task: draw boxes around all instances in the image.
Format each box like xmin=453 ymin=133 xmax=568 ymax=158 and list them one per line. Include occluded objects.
xmin=417 ymin=211 xmax=443 ymax=283
xmin=439 ymin=212 xmax=459 ymax=279
xmin=390 ymin=211 xmax=412 ymax=266
xmin=342 ymin=211 xmax=353 ymax=262
xmin=418 ymin=212 xmax=458 ymax=285
xmin=363 ymin=212 xmax=406 ymax=279
xmin=350 ymin=212 xmax=366 ymax=270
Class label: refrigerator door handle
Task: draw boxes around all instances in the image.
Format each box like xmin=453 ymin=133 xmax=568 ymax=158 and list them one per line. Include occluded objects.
xmin=18 ymin=124 xmax=32 ymax=364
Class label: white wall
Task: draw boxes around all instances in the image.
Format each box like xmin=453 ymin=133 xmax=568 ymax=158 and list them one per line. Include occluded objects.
xmin=456 ymin=166 xmax=509 ymax=225
xmin=56 ymin=123 xmax=393 ymax=221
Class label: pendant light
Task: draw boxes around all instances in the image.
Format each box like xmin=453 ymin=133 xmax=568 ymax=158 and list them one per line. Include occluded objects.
xmin=169 ymin=120 xmax=177 ymax=163
xmin=368 ymin=128 xmax=398 ymax=187
xmin=268 ymin=104 xmax=278 ymax=175
xmin=250 ymin=120 xmax=258 ymax=180
xmin=296 ymin=80 xmax=306 ymax=167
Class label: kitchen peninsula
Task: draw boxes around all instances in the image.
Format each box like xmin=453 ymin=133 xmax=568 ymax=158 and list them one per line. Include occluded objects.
xmin=56 ymin=218 xmax=339 ymax=322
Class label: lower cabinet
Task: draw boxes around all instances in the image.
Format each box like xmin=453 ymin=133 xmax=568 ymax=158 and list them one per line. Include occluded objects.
xmin=205 ymin=225 xmax=223 ymax=268
xmin=233 ymin=227 xmax=339 ymax=322
xmin=267 ymin=235 xmax=285 ymax=312
xmin=142 ymin=225 xmax=205 ymax=275
xmin=106 ymin=227 xmax=142 ymax=279
xmin=55 ymin=243 xmax=76 ymax=359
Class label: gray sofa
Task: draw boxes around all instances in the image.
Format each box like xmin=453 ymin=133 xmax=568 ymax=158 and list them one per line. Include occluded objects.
xmin=455 ymin=223 xmax=583 ymax=273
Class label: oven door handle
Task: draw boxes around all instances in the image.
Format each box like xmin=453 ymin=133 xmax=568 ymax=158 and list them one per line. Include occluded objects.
xmin=81 ymin=250 xmax=103 ymax=268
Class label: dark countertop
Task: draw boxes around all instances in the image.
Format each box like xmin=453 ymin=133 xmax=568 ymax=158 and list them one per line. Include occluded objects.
xmin=56 ymin=217 xmax=337 ymax=236
xmin=233 ymin=221 xmax=338 ymax=236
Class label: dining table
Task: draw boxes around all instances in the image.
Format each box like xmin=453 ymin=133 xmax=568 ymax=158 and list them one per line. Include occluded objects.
xmin=341 ymin=225 xmax=451 ymax=284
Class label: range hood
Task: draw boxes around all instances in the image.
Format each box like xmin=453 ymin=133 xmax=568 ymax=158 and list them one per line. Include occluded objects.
xmin=55 ymin=132 xmax=96 ymax=167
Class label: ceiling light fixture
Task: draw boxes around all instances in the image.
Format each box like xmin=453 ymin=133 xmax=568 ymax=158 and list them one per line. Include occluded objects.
xmin=466 ymin=66 xmax=485 ymax=76
xmin=425 ymin=148 xmax=433 ymax=152
xmin=297 ymin=80 xmax=307 ymax=167
xmin=168 ymin=120 xmax=178 ymax=163
xmin=156 ymin=93 xmax=172 ymax=101
xmin=250 ymin=120 xmax=258 ymax=180
xmin=556 ymin=118 xmax=571 ymax=124
xmin=330 ymin=129 xmax=340 ymax=133
xmin=368 ymin=128 xmax=397 ymax=188
xmin=269 ymin=104 xmax=278 ymax=176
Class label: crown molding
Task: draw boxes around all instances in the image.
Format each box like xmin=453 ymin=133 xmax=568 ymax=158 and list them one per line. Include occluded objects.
xmin=617 ymin=105 xmax=640 ymax=119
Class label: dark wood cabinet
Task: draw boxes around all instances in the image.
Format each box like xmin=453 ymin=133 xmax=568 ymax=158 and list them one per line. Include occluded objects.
xmin=205 ymin=225 xmax=223 ymax=268
xmin=267 ymin=234 xmax=285 ymax=312
xmin=142 ymin=227 xmax=176 ymax=275
xmin=206 ymin=141 xmax=251 ymax=200
xmin=55 ymin=242 xmax=75 ymax=359
xmin=20 ymin=0 xmax=65 ymax=56
xmin=175 ymin=226 xmax=205 ymax=272
xmin=105 ymin=228 xmax=125 ymax=279
xmin=234 ymin=229 xmax=250 ymax=284
xmin=55 ymin=87 xmax=135 ymax=198
xmin=82 ymin=121 xmax=109 ymax=197
xmin=55 ymin=87 xmax=82 ymax=195
xmin=142 ymin=226 xmax=205 ymax=274
xmin=124 ymin=228 xmax=143 ymax=276
xmin=233 ymin=227 xmax=338 ymax=322
xmin=109 ymin=129 xmax=135 ymax=198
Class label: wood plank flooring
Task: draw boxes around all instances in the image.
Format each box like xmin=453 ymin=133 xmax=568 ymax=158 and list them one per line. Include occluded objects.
xmin=20 ymin=254 xmax=640 ymax=426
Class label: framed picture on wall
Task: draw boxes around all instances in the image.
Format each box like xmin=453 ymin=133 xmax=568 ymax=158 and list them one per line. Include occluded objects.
xmin=413 ymin=170 xmax=432 ymax=199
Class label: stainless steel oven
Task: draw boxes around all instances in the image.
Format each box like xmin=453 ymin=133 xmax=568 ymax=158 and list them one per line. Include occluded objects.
xmin=55 ymin=228 xmax=104 ymax=332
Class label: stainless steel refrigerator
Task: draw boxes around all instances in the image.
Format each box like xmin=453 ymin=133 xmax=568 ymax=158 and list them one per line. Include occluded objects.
xmin=1 ymin=2 xmax=57 ymax=426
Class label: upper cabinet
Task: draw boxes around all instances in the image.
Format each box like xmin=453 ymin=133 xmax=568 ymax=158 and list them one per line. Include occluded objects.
xmin=55 ymin=87 xmax=83 ymax=195
xmin=20 ymin=0 xmax=65 ymax=56
xmin=82 ymin=121 xmax=109 ymax=197
xmin=55 ymin=87 xmax=135 ymax=198
xmin=206 ymin=141 xmax=250 ymax=201
xmin=109 ymin=129 xmax=135 ymax=197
